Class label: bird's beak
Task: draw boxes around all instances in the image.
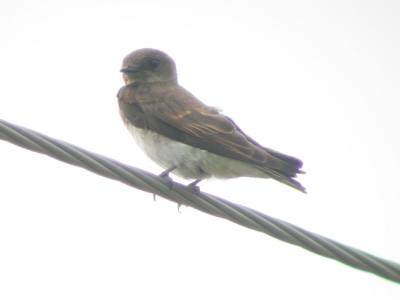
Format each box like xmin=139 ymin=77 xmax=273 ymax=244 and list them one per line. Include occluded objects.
xmin=120 ymin=66 xmax=138 ymax=73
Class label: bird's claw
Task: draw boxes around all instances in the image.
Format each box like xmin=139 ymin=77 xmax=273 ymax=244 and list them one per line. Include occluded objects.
xmin=154 ymin=166 xmax=177 ymax=201
xmin=187 ymin=179 xmax=202 ymax=194
xmin=158 ymin=166 xmax=176 ymax=190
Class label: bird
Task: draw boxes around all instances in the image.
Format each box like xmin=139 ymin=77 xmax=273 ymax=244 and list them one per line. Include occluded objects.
xmin=117 ymin=48 xmax=305 ymax=192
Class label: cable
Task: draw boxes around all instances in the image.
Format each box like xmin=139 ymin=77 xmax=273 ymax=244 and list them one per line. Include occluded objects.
xmin=0 ymin=118 xmax=399 ymax=284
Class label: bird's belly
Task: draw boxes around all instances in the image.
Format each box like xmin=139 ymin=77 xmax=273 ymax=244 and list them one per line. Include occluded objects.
xmin=125 ymin=123 xmax=267 ymax=180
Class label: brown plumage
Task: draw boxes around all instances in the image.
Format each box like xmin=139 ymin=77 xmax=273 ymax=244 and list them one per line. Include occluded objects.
xmin=118 ymin=48 xmax=305 ymax=192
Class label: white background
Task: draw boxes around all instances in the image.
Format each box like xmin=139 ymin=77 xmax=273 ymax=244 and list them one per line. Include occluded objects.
xmin=1 ymin=0 xmax=399 ymax=298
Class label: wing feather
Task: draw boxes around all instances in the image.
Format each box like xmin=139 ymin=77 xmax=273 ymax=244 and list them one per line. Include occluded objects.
xmin=118 ymin=83 xmax=305 ymax=191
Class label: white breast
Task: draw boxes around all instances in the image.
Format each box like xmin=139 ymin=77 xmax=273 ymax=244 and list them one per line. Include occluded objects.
xmin=124 ymin=122 xmax=268 ymax=180
xmin=125 ymin=122 xmax=209 ymax=178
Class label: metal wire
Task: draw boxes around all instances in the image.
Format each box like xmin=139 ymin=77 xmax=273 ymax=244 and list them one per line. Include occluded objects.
xmin=0 ymin=118 xmax=399 ymax=284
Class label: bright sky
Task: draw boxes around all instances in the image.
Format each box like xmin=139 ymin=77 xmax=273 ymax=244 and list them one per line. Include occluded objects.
xmin=1 ymin=0 xmax=399 ymax=298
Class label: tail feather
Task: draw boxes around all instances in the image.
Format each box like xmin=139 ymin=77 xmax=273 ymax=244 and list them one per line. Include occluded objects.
xmin=269 ymin=169 xmax=306 ymax=193
xmin=257 ymin=149 xmax=306 ymax=193
xmin=265 ymin=147 xmax=303 ymax=171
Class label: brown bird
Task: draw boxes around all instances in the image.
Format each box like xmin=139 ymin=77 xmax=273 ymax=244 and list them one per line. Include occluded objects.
xmin=118 ymin=48 xmax=305 ymax=192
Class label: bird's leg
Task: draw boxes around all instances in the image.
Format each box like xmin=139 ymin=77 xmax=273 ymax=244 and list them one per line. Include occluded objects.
xmin=153 ymin=166 xmax=177 ymax=201
xmin=187 ymin=179 xmax=202 ymax=194
xmin=159 ymin=166 xmax=177 ymax=178
xmin=175 ymin=179 xmax=202 ymax=211
xmin=158 ymin=165 xmax=177 ymax=189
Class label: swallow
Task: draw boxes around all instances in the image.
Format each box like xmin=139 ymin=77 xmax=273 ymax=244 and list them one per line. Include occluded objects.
xmin=118 ymin=48 xmax=305 ymax=192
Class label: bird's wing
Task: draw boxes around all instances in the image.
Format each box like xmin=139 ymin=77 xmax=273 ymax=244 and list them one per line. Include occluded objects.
xmin=118 ymin=83 xmax=305 ymax=191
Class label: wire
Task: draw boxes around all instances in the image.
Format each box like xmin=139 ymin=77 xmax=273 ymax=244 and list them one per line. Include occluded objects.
xmin=0 ymin=118 xmax=399 ymax=284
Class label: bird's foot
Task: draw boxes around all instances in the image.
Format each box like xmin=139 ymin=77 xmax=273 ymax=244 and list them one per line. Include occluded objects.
xmin=153 ymin=166 xmax=177 ymax=201
xmin=177 ymin=203 xmax=183 ymax=213
xmin=158 ymin=166 xmax=177 ymax=189
xmin=187 ymin=179 xmax=202 ymax=194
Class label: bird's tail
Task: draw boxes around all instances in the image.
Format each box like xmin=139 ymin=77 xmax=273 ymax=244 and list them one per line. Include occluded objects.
xmin=261 ymin=168 xmax=306 ymax=193
xmin=258 ymin=148 xmax=306 ymax=193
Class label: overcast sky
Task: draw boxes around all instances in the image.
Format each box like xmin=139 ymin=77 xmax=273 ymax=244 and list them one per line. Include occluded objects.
xmin=1 ymin=0 xmax=399 ymax=299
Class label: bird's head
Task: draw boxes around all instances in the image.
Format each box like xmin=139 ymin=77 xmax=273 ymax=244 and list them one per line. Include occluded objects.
xmin=120 ymin=48 xmax=177 ymax=85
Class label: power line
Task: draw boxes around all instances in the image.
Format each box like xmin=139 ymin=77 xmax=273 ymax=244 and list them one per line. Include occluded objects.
xmin=0 ymin=118 xmax=399 ymax=284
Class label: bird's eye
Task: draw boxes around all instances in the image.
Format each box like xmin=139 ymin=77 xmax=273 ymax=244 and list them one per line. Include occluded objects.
xmin=147 ymin=59 xmax=160 ymax=69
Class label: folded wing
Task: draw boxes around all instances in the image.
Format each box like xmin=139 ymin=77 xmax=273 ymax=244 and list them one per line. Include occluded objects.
xmin=118 ymin=83 xmax=305 ymax=192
